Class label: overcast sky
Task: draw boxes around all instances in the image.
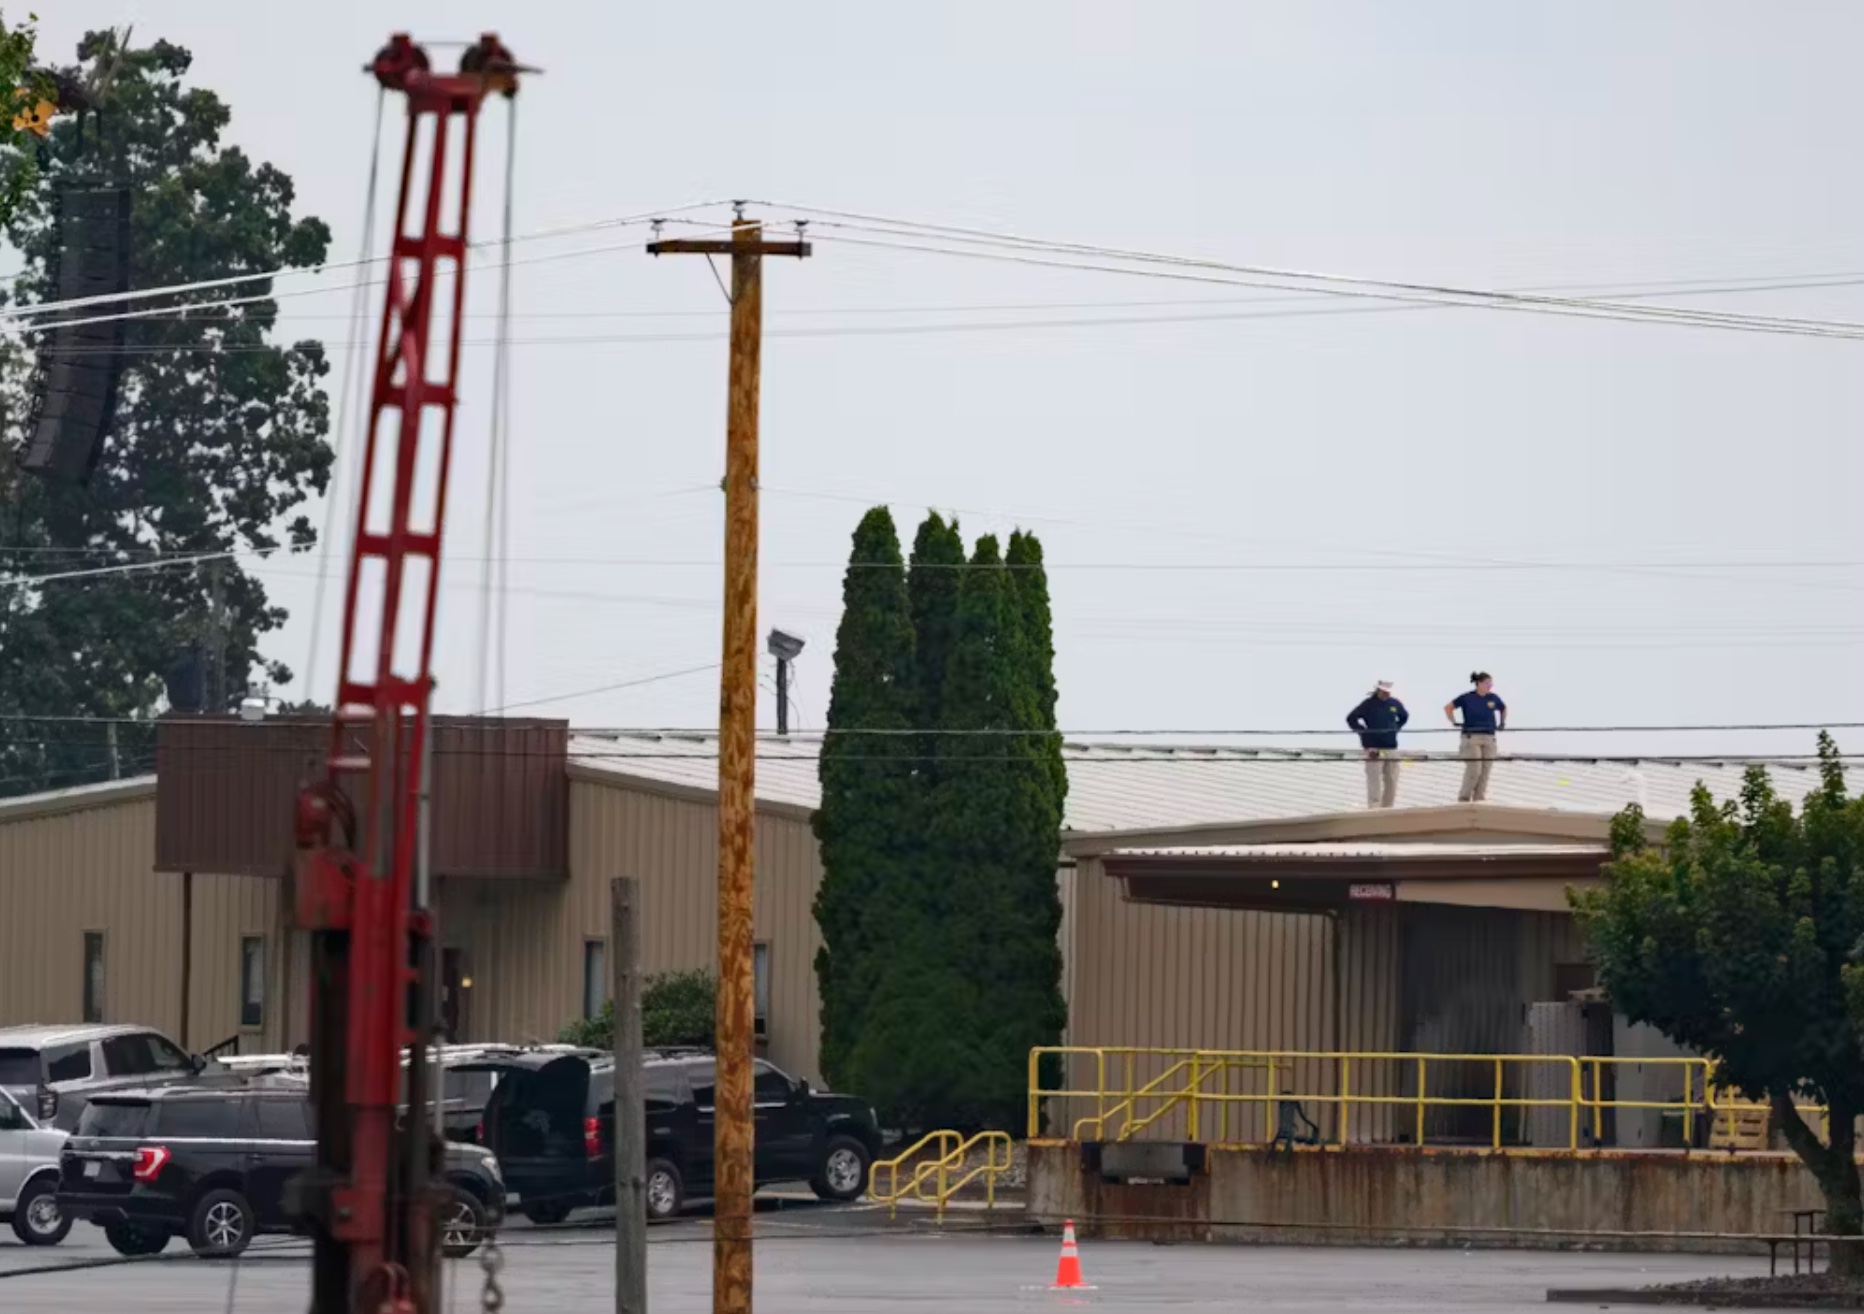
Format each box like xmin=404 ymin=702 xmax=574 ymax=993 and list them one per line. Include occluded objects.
xmin=37 ymin=1 xmax=1864 ymax=762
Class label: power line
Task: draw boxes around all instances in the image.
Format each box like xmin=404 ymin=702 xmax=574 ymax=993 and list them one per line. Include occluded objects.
xmin=750 ymin=484 xmax=1864 ymax=599
xmin=37 ymin=283 xmax=1864 ymax=355
xmin=1 ymin=199 xmax=740 ymax=324
xmin=28 ymin=266 xmax=1864 ymax=335
xmin=31 ymin=270 xmax=1864 ymax=325
xmin=5 ymin=712 xmax=1860 ymax=737
xmin=802 ymin=229 xmax=1864 ymax=344
xmin=14 ymin=220 xmax=749 ymax=342
xmin=16 ymin=542 xmax=1864 ymax=586
xmin=483 ymin=663 xmax=724 ymax=714
xmin=0 ymin=548 xmax=250 ymax=589
xmin=0 ymin=736 xmax=1852 ymax=769
xmin=767 ymin=203 xmax=1864 ymax=340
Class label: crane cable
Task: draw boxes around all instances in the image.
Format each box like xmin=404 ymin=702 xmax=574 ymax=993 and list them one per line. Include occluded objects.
xmin=476 ymin=100 xmax=518 ymax=717
xmin=303 ymin=87 xmax=386 ymax=705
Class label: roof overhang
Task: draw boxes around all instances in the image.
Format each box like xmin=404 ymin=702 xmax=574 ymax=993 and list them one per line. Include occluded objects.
xmin=1064 ymin=803 xmax=1660 ymax=857
xmin=1103 ymin=841 xmax=1607 ymax=914
xmin=0 ymin=775 xmax=156 ymax=825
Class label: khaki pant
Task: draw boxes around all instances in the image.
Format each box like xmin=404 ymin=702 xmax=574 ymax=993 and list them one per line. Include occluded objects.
xmin=1459 ymin=733 xmax=1497 ymax=801
xmin=1363 ymin=749 xmax=1399 ymax=808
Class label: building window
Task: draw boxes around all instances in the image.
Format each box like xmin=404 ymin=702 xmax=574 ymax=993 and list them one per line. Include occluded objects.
xmin=240 ymin=937 xmax=266 ymax=1029
xmin=753 ymin=942 xmax=770 ymax=1038
xmin=583 ymin=939 xmax=607 ymax=1020
xmin=82 ymin=932 xmax=105 ymax=1023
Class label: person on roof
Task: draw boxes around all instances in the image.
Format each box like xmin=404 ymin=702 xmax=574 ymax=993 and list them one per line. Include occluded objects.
xmin=1445 ymin=671 xmax=1507 ymax=802
xmin=1346 ymin=680 xmax=1409 ymax=809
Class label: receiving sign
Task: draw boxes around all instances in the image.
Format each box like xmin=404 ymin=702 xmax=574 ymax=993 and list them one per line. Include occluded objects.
xmin=1348 ymin=882 xmax=1395 ymax=901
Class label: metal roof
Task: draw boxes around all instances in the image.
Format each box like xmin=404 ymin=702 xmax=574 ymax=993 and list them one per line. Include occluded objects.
xmin=0 ymin=736 xmax=1830 ymax=841
xmin=0 ymin=775 xmax=155 ymax=824
xmin=1106 ymin=842 xmax=1609 ymax=860
xmin=570 ymin=734 xmax=1827 ymax=834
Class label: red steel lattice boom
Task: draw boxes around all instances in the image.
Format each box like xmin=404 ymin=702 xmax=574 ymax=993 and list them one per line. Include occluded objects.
xmin=292 ymin=33 xmax=521 ymax=1314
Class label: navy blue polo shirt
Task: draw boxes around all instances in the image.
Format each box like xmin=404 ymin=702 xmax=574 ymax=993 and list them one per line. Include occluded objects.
xmin=1346 ymin=695 xmax=1409 ymax=750
xmin=1452 ymin=690 xmax=1506 ymax=734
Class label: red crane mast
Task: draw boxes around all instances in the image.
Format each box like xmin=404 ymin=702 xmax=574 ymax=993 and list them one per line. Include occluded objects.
xmin=292 ymin=33 xmax=521 ymax=1314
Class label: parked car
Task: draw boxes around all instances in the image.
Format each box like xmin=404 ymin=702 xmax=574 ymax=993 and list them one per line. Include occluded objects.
xmin=212 ymin=1043 xmax=604 ymax=1146
xmin=0 ymin=1024 xmax=214 ymax=1129
xmin=482 ymin=1050 xmax=881 ymax=1224
xmin=57 ymin=1083 xmax=503 ymax=1259
xmin=426 ymin=1044 xmax=608 ymax=1146
xmin=0 ymin=1085 xmax=71 ymax=1246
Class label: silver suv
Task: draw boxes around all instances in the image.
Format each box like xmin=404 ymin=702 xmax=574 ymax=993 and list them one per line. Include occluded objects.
xmin=0 ymin=1085 xmax=70 ymax=1245
xmin=0 ymin=1025 xmax=209 ymax=1129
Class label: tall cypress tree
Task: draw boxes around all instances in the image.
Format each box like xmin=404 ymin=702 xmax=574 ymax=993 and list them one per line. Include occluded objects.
xmin=1004 ymin=530 xmax=1069 ymax=1111
xmin=928 ymin=534 xmax=1065 ymax=1128
xmin=812 ymin=508 xmax=918 ymax=1090
xmin=1007 ymin=530 xmax=1067 ymax=808
xmin=908 ymin=512 xmax=965 ymax=769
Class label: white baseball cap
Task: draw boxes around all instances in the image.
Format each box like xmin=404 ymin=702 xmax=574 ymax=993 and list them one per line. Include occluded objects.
xmin=1376 ymin=680 xmax=1394 ymax=692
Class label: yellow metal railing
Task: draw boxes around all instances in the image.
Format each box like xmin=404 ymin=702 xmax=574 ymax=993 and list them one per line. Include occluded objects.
xmin=868 ymin=1130 xmax=1014 ymax=1218
xmin=1030 ymin=1047 xmax=1753 ymax=1152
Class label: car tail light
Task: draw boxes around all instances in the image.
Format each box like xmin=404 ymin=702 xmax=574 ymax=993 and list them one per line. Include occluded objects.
xmin=37 ymin=1087 xmax=56 ymax=1122
xmin=583 ymin=1116 xmax=601 ymax=1160
xmin=133 ymin=1146 xmax=171 ymax=1182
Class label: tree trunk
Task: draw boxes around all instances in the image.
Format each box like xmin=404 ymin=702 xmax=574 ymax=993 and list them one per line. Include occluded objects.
xmin=1773 ymin=1093 xmax=1863 ymax=1276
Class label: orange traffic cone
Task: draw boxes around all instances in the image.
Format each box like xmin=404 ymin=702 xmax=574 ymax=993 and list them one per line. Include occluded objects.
xmin=1051 ymin=1218 xmax=1095 ymax=1290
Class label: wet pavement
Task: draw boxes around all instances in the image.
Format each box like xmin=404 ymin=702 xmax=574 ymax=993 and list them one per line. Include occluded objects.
xmin=0 ymin=1203 xmax=1773 ymax=1311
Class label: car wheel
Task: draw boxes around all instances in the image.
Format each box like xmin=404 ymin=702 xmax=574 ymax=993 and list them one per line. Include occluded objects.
xmin=187 ymin=1188 xmax=255 ymax=1259
xmin=104 ymin=1222 xmax=170 ymax=1257
xmin=10 ymin=1178 xmax=72 ymax=1246
xmin=810 ymin=1135 xmax=871 ymax=1203
xmin=439 ymin=1186 xmax=485 ymax=1259
xmin=520 ymin=1199 xmax=570 ymax=1226
xmin=644 ymin=1158 xmax=684 ymax=1221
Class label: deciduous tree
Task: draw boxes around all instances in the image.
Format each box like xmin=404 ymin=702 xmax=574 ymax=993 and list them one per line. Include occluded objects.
xmin=557 ymin=969 xmax=718 ymax=1050
xmin=0 ymin=11 xmax=44 ymax=221
xmin=1573 ymin=737 xmax=1864 ymax=1271
xmin=0 ymin=33 xmax=332 ymax=796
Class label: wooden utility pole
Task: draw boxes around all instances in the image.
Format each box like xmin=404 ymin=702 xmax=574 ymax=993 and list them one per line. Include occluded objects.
xmin=647 ymin=214 xmax=809 ymax=1314
xmin=611 ymin=877 xmax=646 ymax=1314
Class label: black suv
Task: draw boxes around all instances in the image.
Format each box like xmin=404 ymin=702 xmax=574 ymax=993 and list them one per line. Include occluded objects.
xmin=57 ymin=1083 xmax=504 ymax=1259
xmin=483 ymin=1051 xmax=880 ymax=1223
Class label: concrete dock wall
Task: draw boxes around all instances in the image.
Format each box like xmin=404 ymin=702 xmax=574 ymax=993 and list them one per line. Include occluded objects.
xmin=1027 ymin=1141 xmax=1824 ymax=1254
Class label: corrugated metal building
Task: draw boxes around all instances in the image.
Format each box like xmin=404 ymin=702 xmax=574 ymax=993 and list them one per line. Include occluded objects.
xmin=0 ymin=778 xmax=301 ymax=1054
xmin=0 ymin=721 xmax=1827 ymax=1100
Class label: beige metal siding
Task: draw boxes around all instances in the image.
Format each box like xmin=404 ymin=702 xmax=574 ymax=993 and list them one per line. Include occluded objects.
xmin=438 ymin=778 xmax=826 ymax=1083
xmin=184 ymin=873 xmax=291 ymax=1054
xmin=0 ymin=791 xmax=298 ymax=1056
xmin=1058 ymin=857 xmax=1401 ymax=1140
xmin=0 ymin=794 xmax=183 ymax=1036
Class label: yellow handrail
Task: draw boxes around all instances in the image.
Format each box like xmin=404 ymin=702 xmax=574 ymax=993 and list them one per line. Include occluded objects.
xmin=1030 ymin=1046 xmax=1727 ymax=1153
xmin=868 ymin=1130 xmax=1014 ymax=1219
xmin=869 ymin=1130 xmax=960 ymax=1211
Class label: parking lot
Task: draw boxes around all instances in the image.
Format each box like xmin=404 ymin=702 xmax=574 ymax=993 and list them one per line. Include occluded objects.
xmin=0 ymin=1202 xmax=1773 ymax=1312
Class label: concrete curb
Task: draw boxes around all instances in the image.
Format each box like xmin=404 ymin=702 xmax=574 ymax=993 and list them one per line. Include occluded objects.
xmin=1548 ymin=1289 xmax=1864 ymax=1309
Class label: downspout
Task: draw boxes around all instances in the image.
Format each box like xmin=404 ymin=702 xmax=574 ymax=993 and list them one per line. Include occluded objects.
xmin=275 ymin=874 xmax=292 ymax=1051
xmin=1331 ymin=908 xmax=1344 ymax=1141
xmin=179 ymin=871 xmax=193 ymax=1049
